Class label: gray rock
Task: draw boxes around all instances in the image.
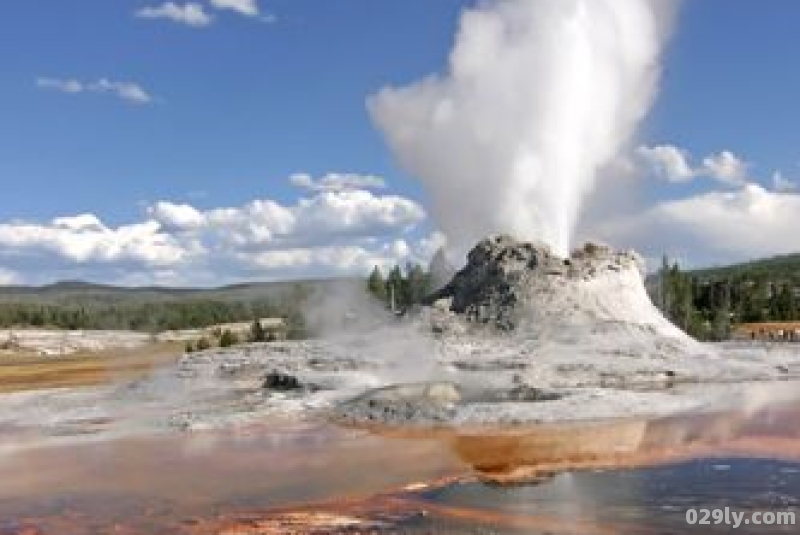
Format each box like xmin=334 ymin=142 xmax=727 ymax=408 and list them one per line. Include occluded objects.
xmin=263 ymin=371 xmax=303 ymax=391
xmin=425 ymin=235 xmax=644 ymax=331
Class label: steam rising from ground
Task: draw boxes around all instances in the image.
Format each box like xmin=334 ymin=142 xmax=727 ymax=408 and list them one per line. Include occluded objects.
xmin=370 ymin=0 xmax=676 ymax=255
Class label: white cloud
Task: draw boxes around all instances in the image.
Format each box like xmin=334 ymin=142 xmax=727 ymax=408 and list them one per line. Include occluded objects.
xmin=594 ymin=184 xmax=800 ymax=266
xmin=0 ymin=182 xmax=430 ymax=285
xmin=700 ymin=150 xmax=749 ymax=186
xmin=52 ymin=214 xmax=106 ymax=232
xmin=0 ymin=268 xmax=18 ymax=286
xmin=209 ymin=0 xmax=259 ymax=17
xmin=633 ymin=145 xmax=749 ymax=186
xmin=136 ymin=2 xmax=213 ymax=27
xmin=259 ymin=13 xmax=277 ymax=24
xmin=89 ymin=79 xmax=152 ymax=104
xmin=149 ymin=202 xmax=206 ymax=231
xmin=635 ymin=145 xmax=695 ymax=182
xmin=37 ymin=77 xmax=153 ymax=104
xmin=291 ymin=190 xmax=424 ymax=240
xmin=773 ymin=171 xmax=798 ymax=193
xmin=36 ymin=77 xmax=83 ymax=94
xmin=0 ymin=216 xmax=186 ymax=267
xmin=578 ymin=144 xmax=800 ymax=266
xmin=198 ymin=189 xmax=424 ymax=249
xmin=290 ymin=173 xmax=386 ymax=192
xmin=249 ymin=245 xmax=388 ymax=272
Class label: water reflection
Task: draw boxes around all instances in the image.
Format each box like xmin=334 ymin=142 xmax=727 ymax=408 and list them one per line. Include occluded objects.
xmin=2 ymin=394 xmax=800 ymax=533
xmin=442 ymin=399 xmax=800 ymax=483
xmin=0 ymin=422 xmax=464 ymax=534
xmin=417 ymin=457 xmax=800 ymax=534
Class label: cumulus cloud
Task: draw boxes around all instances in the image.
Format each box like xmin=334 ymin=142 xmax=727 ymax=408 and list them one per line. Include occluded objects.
xmin=633 ymin=145 xmax=749 ymax=186
xmin=149 ymin=202 xmax=206 ymax=231
xmin=0 ymin=215 xmax=186 ymax=267
xmin=37 ymin=77 xmax=153 ymax=104
xmin=575 ymin=143 xmax=800 ymax=267
xmin=0 ymin=184 xmax=430 ymax=285
xmin=0 ymin=268 xmax=18 ymax=286
xmin=773 ymin=171 xmax=798 ymax=193
xmin=136 ymin=2 xmax=213 ymax=27
xmin=209 ymin=0 xmax=259 ymax=17
xmin=247 ymin=242 xmax=409 ymax=274
xmin=289 ymin=173 xmax=386 ymax=192
xmin=634 ymin=145 xmax=695 ymax=182
xmin=593 ymin=184 xmax=800 ymax=266
xmin=701 ymin=151 xmax=749 ymax=186
xmin=185 ymin=189 xmax=424 ymax=249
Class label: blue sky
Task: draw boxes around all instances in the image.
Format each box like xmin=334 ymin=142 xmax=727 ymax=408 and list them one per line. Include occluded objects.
xmin=653 ymin=0 xmax=800 ymax=172
xmin=0 ymin=0 xmax=799 ymax=285
xmin=0 ymin=0 xmax=464 ymax=222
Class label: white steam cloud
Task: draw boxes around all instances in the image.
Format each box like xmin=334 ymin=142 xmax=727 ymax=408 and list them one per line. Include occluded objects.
xmin=369 ymin=0 xmax=677 ymax=255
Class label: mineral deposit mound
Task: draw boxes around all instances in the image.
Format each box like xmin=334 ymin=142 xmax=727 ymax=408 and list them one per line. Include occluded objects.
xmin=336 ymin=236 xmax=745 ymax=427
xmin=427 ymin=235 xmax=695 ymax=351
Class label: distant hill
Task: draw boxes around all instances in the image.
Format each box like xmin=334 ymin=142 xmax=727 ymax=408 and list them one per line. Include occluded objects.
xmin=0 ymin=278 xmax=362 ymax=334
xmin=686 ymin=253 xmax=800 ymax=282
xmin=647 ymin=252 xmax=800 ymax=340
xmin=0 ymin=278 xmax=357 ymax=305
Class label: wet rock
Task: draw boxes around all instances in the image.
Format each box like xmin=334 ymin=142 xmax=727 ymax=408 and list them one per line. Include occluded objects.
xmin=505 ymin=385 xmax=562 ymax=402
xmin=335 ymin=382 xmax=462 ymax=425
xmin=263 ymin=371 xmax=303 ymax=391
xmin=452 ymin=359 xmax=528 ymax=372
xmin=423 ymin=235 xmax=552 ymax=329
xmin=472 ymin=385 xmax=563 ymax=403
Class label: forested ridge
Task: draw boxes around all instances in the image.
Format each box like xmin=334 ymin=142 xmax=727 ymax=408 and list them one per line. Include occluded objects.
xmin=4 ymin=249 xmax=798 ymax=342
xmin=0 ymin=280 xmax=330 ymax=336
xmin=650 ymin=254 xmax=800 ymax=340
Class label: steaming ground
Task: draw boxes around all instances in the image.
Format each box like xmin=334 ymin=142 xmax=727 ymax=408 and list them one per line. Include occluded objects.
xmin=2 ymin=237 xmax=800 ymax=450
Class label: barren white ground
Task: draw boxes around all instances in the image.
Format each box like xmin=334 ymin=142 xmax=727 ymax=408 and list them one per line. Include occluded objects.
xmin=2 ymin=305 xmax=800 ymax=452
xmin=3 ymin=244 xmax=800 ymax=450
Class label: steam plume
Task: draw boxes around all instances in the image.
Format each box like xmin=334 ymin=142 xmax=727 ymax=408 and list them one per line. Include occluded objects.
xmin=369 ymin=0 xmax=676 ymax=256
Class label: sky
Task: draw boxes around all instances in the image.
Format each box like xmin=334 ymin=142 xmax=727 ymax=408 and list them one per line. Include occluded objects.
xmin=0 ymin=0 xmax=799 ymax=285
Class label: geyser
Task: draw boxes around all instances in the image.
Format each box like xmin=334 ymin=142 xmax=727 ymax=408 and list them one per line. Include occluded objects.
xmin=369 ymin=0 xmax=676 ymax=256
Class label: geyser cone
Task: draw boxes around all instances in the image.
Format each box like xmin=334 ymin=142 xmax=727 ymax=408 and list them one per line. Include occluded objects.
xmin=427 ymin=235 xmax=691 ymax=344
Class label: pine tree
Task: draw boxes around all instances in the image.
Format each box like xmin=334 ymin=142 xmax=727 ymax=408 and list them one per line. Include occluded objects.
xmin=367 ymin=266 xmax=387 ymax=302
xmin=659 ymin=254 xmax=670 ymax=312
xmin=406 ymin=263 xmax=430 ymax=304
xmin=387 ymin=265 xmax=404 ymax=311
xmin=711 ymin=281 xmax=731 ymax=340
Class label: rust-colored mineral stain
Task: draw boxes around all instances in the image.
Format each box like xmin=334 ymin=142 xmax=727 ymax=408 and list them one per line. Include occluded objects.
xmin=0 ymin=421 xmax=466 ymax=534
xmin=0 ymin=342 xmax=184 ymax=394
xmin=3 ymin=403 xmax=800 ymax=534
xmin=406 ymin=403 xmax=800 ymax=483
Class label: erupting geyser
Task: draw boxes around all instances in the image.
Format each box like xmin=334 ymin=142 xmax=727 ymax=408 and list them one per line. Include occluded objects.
xmin=370 ymin=0 xmax=676 ymax=256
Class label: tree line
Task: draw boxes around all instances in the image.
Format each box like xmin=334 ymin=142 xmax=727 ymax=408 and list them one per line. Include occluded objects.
xmin=366 ymin=250 xmax=454 ymax=311
xmin=654 ymin=255 xmax=799 ymax=340
xmin=367 ymin=264 xmax=432 ymax=311
xmin=0 ymin=298 xmax=307 ymax=339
